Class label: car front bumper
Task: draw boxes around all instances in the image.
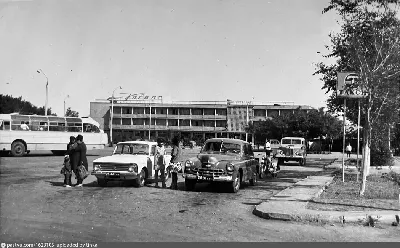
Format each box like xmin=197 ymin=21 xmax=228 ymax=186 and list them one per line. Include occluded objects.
xmin=183 ymin=173 xmax=233 ymax=182
xmin=92 ymin=171 xmax=139 ymax=180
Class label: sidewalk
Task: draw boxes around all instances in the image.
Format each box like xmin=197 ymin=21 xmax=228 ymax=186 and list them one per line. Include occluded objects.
xmin=253 ymin=158 xmax=400 ymax=227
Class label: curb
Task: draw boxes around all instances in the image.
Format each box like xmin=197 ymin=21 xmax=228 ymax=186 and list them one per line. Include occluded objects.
xmin=252 ymin=174 xmax=400 ymax=227
xmin=253 ymin=206 xmax=400 ymax=227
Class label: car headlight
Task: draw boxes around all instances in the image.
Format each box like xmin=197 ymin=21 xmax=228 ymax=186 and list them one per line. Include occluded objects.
xmin=278 ymin=150 xmax=283 ymax=155
xmin=226 ymin=163 xmax=234 ymax=172
xmin=94 ymin=164 xmax=101 ymax=171
xmin=129 ymin=163 xmax=138 ymax=172
xmin=185 ymin=160 xmax=193 ymax=168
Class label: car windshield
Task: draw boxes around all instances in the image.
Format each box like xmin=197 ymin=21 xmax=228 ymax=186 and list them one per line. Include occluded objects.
xmin=281 ymin=139 xmax=302 ymax=145
xmin=113 ymin=144 xmax=149 ymax=155
xmin=201 ymin=141 xmax=241 ymax=154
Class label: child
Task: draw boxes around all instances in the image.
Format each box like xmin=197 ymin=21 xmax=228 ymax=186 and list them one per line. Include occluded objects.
xmin=61 ymin=155 xmax=72 ymax=187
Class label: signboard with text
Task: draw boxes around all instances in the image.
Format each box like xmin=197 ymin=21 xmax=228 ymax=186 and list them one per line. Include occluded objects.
xmin=337 ymin=72 xmax=366 ymax=98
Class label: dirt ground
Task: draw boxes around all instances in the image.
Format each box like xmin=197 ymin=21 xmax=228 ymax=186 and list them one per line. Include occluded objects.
xmin=1 ymin=148 xmax=400 ymax=242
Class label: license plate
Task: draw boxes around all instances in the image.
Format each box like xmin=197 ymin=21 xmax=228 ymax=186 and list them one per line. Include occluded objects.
xmin=106 ymin=172 xmax=120 ymax=177
xmin=198 ymin=175 xmax=213 ymax=181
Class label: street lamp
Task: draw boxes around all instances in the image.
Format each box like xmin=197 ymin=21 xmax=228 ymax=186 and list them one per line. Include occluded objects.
xmin=64 ymin=95 xmax=70 ymax=117
xmin=110 ymin=86 xmax=122 ymax=146
xmin=37 ymin=69 xmax=49 ymax=116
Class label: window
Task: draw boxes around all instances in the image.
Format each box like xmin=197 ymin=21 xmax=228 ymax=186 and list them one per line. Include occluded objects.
xmin=216 ymin=109 xmax=227 ymax=115
xmin=179 ymin=108 xmax=190 ymax=115
xmin=133 ymin=107 xmax=144 ymax=114
xmin=122 ymin=118 xmax=131 ymax=125
xmin=180 ymin=119 xmax=190 ymax=126
xmin=122 ymin=107 xmax=132 ymax=114
xmin=192 ymin=120 xmax=203 ymax=126
xmin=203 ymin=109 xmax=214 ymax=115
xmin=157 ymin=108 xmax=167 ymax=114
xmin=169 ymin=108 xmax=179 ymax=115
xmin=254 ymin=109 xmax=266 ymax=117
xmin=151 ymin=145 xmax=156 ymax=155
xmin=168 ymin=119 xmax=178 ymax=126
xmin=192 ymin=109 xmax=202 ymax=115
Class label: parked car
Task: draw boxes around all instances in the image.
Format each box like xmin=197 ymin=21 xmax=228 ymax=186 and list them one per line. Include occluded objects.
xmin=183 ymin=138 xmax=259 ymax=193
xmin=267 ymin=139 xmax=281 ymax=155
xmin=275 ymin=137 xmax=307 ymax=166
xmin=91 ymin=141 xmax=172 ymax=187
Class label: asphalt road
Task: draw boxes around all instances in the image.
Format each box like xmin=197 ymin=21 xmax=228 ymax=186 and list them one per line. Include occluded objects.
xmin=1 ymin=148 xmax=399 ymax=242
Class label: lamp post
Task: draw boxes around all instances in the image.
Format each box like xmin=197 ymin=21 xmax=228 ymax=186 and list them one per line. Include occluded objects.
xmin=110 ymin=86 xmax=122 ymax=146
xmin=37 ymin=69 xmax=49 ymax=116
xmin=64 ymin=95 xmax=70 ymax=117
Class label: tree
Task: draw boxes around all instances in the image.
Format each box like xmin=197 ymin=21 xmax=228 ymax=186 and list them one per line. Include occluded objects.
xmin=314 ymin=0 xmax=400 ymax=195
xmin=0 ymin=94 xmax=55 ymax=115
xmin=251 ymin=107 xmax=342 ymax=145
xmin=65 ymin=107 xmax=79 ymax=117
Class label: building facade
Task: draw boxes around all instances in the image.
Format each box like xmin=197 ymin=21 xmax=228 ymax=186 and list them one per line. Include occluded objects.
xmin=90 ymin=98 xmax=313 ymax=144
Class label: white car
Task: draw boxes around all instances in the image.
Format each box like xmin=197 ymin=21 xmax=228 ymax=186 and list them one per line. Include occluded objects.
xmin=92 ymin=141 xmax=172 ymax=187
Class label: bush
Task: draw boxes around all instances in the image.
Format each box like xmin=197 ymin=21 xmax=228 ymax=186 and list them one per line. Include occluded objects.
xmin=370 ymin=146 xmax=394 ymax=167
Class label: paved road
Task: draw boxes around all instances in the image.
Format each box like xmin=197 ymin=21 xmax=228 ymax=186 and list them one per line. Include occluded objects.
xmin=1 ymin=149 xmax=399 ymax=242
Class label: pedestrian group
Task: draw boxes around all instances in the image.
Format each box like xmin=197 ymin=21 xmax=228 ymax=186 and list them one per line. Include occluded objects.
xmin=61 ymin=134 xmax=88 ymax=188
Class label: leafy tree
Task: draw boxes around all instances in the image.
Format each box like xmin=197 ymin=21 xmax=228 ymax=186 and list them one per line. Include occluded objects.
xmin=314 ymin=0 xmax=400 ymax=195
xmin=250 ymin=107 xmax=342 ymax=145
xmin=0 ymin=94 xmax=55 ymax=115
xmin=65 ymin=107 xmax=79 ymax=117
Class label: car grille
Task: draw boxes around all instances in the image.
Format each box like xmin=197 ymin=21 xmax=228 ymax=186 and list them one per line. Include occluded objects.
xmin=192 ymin=168 xmax=225 ymax=176
xmin=98 ymin=164 xmax=130 ymax=171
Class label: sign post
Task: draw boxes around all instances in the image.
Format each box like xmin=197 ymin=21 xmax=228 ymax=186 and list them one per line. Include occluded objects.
xmin=337 ymin=72 xmax=365 ymax=183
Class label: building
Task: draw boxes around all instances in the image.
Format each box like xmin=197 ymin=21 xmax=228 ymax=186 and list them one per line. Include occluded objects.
xmin=90 ymin=96 xmax=314 ymax=144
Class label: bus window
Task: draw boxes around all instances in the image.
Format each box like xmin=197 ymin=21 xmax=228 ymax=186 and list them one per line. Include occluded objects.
xmin=39 ymin=122 xmax=49 ymax=131
xmin=4 ymin=121 xmax=10 ymax=130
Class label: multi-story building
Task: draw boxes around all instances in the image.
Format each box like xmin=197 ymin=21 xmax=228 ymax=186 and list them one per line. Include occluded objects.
xmin=90 ymin=97 xmax=313 ymax=144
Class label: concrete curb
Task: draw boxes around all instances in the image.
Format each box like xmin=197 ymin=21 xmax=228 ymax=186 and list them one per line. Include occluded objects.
xmin=253 ymin=175 xmax=400 ymax=227
xmin=253 ymin=205 xmax=400 ymax=227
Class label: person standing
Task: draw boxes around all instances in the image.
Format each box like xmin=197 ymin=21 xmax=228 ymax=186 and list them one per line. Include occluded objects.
xmin=346 ymin=143 xmax=352 ymax=158
xmin=169 ymin=136 xmax=182 ymax=190
xmin=155 ymin=138 xmax=166 ymax=188
xmin=73 ymin=134 xmax=88 ymax=187
xmin=63 ymin=136 xmax=76 ymax=187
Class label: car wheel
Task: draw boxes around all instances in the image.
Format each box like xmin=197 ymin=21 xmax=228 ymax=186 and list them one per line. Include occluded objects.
xmin=185 ymin=179 xmax=196 ymax=191
xmin=134 ymin=169 xmax=146 ymax=187
xmin=11 ymin=141 xmax=25 ymax=157
xmin=229 ymin=172 xmax=241 ymax=193
xmin=97 ymin=179 xmax=107 ymax=187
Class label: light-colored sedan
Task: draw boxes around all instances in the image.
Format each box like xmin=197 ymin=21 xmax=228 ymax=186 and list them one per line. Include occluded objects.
xmin=92 ymin=141 xmax=172 ymax=187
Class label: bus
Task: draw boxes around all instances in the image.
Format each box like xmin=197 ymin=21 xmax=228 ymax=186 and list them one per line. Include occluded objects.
xmin=0 ymin=113 xmax=109 ymax=157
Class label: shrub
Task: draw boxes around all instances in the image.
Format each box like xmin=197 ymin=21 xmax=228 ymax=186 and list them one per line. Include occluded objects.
xmin=370 ymin=146 xmax=394 ymax=168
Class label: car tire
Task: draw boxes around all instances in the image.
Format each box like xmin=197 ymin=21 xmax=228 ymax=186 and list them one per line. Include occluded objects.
xmin=11 ymin=141 xmax=25 ymax=157
xmin=97 ymin=179 xmax=107 ymax=187
xmin=185 ymin=179 xmax=196 ymax=191
xmin=134 ymin=169 xmax=146 ymax=187
xmin=229 ymin=172 xmax=241 ymax=193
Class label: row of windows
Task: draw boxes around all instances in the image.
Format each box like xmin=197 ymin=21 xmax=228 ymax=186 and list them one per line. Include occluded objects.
xmin=114 ymin=107 xmax=227 ymax=116
xmin=112 ymin=118 xmax=226 ymax=127
xmin=0 ymin=121 xmax=100 ymax=132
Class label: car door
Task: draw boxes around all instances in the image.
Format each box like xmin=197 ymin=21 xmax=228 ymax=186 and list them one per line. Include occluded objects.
xmin=147 ymin=145 xmax=157 ymax=177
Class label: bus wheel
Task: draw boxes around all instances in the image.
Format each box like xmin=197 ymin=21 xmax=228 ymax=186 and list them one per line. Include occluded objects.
xmin=11 ymin=141 xmax=25 ymax=157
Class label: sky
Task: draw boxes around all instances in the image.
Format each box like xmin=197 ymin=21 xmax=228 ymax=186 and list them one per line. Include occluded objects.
xmin=0 ymin=0 xmax=340 ymax=117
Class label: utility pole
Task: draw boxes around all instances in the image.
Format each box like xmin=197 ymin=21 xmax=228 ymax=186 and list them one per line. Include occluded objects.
xmin=110 ymin=86 xmax=122 ymax=146
xmin=37 ymin=69 xmax=49 ymax=116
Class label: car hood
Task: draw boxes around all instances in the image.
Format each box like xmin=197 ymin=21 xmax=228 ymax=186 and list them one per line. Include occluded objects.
xmin=93 ymin=154 xmax=149 ymax=164
xmin=196 ymin=153 xmax=241 ymax=163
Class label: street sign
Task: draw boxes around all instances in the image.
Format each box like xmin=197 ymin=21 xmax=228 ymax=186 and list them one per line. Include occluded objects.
xmin=337 ymin=72 xmax=366 ymax=98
